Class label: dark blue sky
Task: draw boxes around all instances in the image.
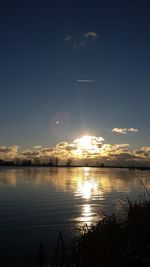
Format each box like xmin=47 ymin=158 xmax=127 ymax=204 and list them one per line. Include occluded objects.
xmin=0 ymin=0 xmax=150 ymax=148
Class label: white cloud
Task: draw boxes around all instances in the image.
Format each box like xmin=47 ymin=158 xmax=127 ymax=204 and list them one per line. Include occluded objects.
xmin=77 ymin=79 xmax=97 ymax=83
xmin=112 ymin=128 xmax=127 ymax=134
xmin=112 ymin=127 xmax=139 ymax=134
xmin=128 ymin=128 xmax=138 ymax=132
xmin=64 ymin=35 xmax=73 ymax=42
xmin=33 ymin=145 xmax=42 ymax=149
xmin=22 ymin=150 xmax=39 ymax=157
xmin=84 ymin=32 xmax=98 ymax=39
xmin=73 ymin=41 xmax=86 ymax=50
xmin=64 ymin=32 xmax=98 ymax=50
xmin=0 ymin=146 xmax=18 ymax=159
xmin=141 ymin=147 xmax=150 ymax=152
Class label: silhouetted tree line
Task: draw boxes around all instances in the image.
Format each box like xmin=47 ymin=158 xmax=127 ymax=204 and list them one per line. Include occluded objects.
xmin=1 ymin=158 xmax=149 ymax=169
xmin=0 ymin=157 xmax=60 ymax=167
xmin=0 ymin=157 xmax=75 ymax=167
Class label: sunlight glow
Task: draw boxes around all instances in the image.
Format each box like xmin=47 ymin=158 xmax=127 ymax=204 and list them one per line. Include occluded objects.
xmin=77 ymin=180 xmax=98 ymax=199
xmin=77 ymin=136 xmax=93 ymax=150
xmin=83 ymin=167 xmax=90 ymax=176
xmin=80 ymin=204 xmax=93 ymax=226
xmin=74 ymin=135 xmax=104 ymax=156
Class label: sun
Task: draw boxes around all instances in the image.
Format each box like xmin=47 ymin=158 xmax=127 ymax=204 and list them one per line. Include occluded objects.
xmin=77 ymin=136 xmax=93 ymax=150
xmin=74 ymin=135 xmax=103 ymax=155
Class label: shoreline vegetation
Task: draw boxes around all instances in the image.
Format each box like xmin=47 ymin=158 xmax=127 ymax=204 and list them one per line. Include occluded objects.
xmin=0 ymin=157 xmax=150 ymax=170
xmin=38 ymin=196 xmax=150 ymax=267
xmin=0 ymin=159 xmax=150 ymax=170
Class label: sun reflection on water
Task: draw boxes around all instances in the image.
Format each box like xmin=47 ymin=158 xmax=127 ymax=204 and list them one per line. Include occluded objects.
xmin=76 ymin=180 xmax=98 ymax=199
xmin=1 ymin=167 xmax=150 ymax=229
xmin=0 ymin=169 xmax=17 ymax=187
xmin=83 ymin=167 xmax=90 ymax=175
xmin=74 ymin=168 xmax=103 ymax=226
xmin=79 ymin=204 xmax=93 ymax=226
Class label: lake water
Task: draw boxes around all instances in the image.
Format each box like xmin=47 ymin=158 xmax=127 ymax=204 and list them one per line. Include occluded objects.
xmin=0 ymin=167 xmax=150 ymax=266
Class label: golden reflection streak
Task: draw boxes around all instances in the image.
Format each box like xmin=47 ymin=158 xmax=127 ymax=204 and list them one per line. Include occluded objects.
xmin=0 ymin=169 xmax=17 ymax=187
xmin=44 ymin=168 xmax=136 ymax=193
xmin=1 ymin=168 xmax=150 ymax=227
xmin=79 ymin=204 xmax=93 ymax=227
xmin=76 ymin=180 xmax=98 ymax=199
xmin=2 ymin=168 xmax=150 ymax=194
xmin=75 ymin=168 xmax=102 ymax=226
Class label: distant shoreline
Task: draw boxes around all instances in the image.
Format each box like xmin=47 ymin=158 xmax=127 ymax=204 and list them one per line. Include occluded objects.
xmin=0 ymin=164 xmax=150 ymax=170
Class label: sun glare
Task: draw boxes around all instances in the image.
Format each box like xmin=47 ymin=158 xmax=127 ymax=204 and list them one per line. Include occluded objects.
xmin=74 ymin=135 xmax=103 ymax=155
xmin=77 ymin=180 xmax=98 ymax=199
xmin=78 ymin=136 xmax=93 ymax=150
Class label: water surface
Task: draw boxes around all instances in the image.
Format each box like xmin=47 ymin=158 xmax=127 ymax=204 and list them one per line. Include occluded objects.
xmin=0 ymin=167 xmax=150 ymax=266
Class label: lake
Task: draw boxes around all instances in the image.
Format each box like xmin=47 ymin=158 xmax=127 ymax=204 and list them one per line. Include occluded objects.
xmin=0 ymin=167 xmax=150 ymax=266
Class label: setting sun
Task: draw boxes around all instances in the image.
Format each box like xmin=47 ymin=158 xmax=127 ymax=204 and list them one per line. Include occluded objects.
xmin=73 ymin=135 xmax=104 ymax=155
xmin=75 ymin=136 xmax=93 ymax=150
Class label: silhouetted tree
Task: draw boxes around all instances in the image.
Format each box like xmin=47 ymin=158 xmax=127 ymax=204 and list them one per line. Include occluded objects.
xmin=66 ymin=158 xmax=72 ymax=167
xmin=48 ymin=158 xmax=54 ymax=166
xmin=100 ymin=163 xmax=105 ymax=167
xmin=54 ymin=157 xmax=59 ymax=166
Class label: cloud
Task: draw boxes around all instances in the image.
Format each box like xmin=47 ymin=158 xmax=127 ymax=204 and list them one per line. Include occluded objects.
xmin=73 ymin=41 xmax=86 ymax=50
xmin=0 ymin=135 xmax=150 ymax=167
xmin=112 ymin=128 xmax=127 ymax=134
xmin=112 ymin=128 xmax=139 ymax=134
xmin=64 ymin=32 xmax=98 ymax=50
xmin=84 ymin=32 xmax=98 ymax=39
xmin=0 ymin=146 xmax=18 ymax=159
xmin=56 ymin=142 xmax=77 ymax=151
xmin=128 ymin=128 xmax=138 ymax=133
xmin=22 ymin=150 xmax=39 ymax=157
xmin=33 ymin=145 xmax=42 ymax=149
xmin=140 ymin=147 xmax=150 ymax=152
xmin=56 ymin=142 xmax=69 ymax=148
xmin=77 ymin=79 xmax=97 ymax=83
xmin=72 ymin=136 xmax=104 ymax=159
xmin=64 ymin=35 xmax=73 ymax=42
xmin=74 ymin=136 xmax=104 ymax=146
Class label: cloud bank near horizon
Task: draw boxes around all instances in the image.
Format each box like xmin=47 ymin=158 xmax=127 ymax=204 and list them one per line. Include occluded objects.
xmin=0 ymin=146 xmax=18 ymax=159
xmin=0 ymin=136 xmax=150 ymax=166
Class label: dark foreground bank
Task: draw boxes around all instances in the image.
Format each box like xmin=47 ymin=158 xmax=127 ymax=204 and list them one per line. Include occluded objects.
xmin=38 ymin=197 xmax=150 ymax=267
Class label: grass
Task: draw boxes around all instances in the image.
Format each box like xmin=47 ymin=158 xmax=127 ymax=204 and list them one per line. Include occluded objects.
xmin=38 ymin=181 xmax=150 ymax=267
xmin=42 ymin=198 xmax=150 ymax=267
xmin=38 ymin=197 xmax=150 ymax=266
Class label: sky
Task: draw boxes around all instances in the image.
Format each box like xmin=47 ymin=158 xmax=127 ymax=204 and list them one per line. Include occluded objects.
xmin=0 ymin=0 xmax=150 ymax=165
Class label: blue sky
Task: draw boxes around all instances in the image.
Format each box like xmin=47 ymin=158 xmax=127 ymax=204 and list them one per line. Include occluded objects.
xmin=0 ymin=0 xmax=150 ymax=154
